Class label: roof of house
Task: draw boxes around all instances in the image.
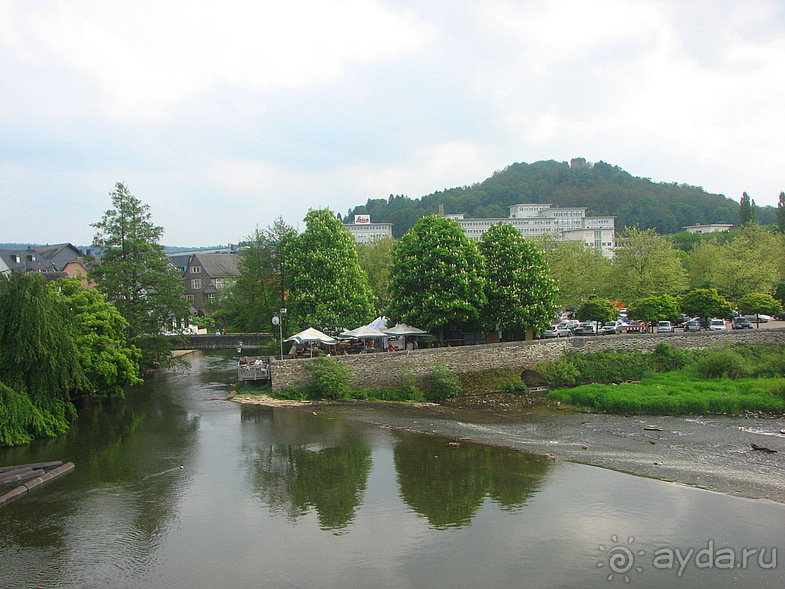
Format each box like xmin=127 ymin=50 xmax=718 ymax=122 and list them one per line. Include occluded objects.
xmin=190 ymin=253 xmax=240 ymax=277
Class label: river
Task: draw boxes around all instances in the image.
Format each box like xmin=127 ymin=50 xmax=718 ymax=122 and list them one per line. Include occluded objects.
xmin=1 ymin=351 xmax=783 ymax=588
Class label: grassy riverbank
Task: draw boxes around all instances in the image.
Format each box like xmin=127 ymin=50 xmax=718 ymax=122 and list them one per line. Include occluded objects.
xmin=543 ymin=343 xmax=785 ymax=415
xmin=546 ymin=374 xmax=785 ymax=415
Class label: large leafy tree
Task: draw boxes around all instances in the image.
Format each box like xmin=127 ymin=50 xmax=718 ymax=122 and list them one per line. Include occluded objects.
xmin=627 ymin=294 xmax=680 ymax=326
xmin=53 ymin=278 xmax=142 ymax=396
xmin=576 ymin=298 xmax=618 ymax=324
xmin=388 ymin=215 xmax=486 ymax=341
xmin=0 ymin=273 xmax=86 ymax=444
xmin=687 ymin=224 xmax=785 ymax=302
xmin=611 ymin=227 xmax=687 ymax=301
xmin=737 ymin=293 xmax=783 ymax=318
xmin=537 ymin=237 xmax=612 ymax=307
xmin=283 ymin=209 xmax=375 ymax=332
xmin=479 ymin=223 xmax=557 ymax=338
xmin=679 ymin=288 xmax=733 ymax=320
xmin=90 ymin=182 xmax=190 ymax=369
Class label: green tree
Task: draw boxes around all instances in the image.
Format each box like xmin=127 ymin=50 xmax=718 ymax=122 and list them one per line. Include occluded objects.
xmin=774 ymin=282 xmax=785 ymax=307
xmin=627 ymin=294 xmax=680 ymax=326
xmin=611 ymin=227 xmax=687 ymax=301
xmin=688 ymin=224 xmax=785 ymax=301
xmin=739 ymin=192 xmax=756 ymax=225
xmin=388 ymin=215 xmax=486 ymax=342
xmin=283 ymin=209 xmax=375 ymax=332
xmin=479 ymin=223 xmax=557 ymax=339
xmin=214 ymin=219 xmax=294 ymax=333
xmin=576 ymin=298 xmax=618 ymax=324
xmin=536 ymin=237 xmax=612 ymax=308
xmin=53 ymin=277 xmax=142 ymax=396
xmin=90 ymin=182 xmax=190 ymax=369
xmin=737 ymin=293 xmax=784 ymax=318
xmin=679 ymin=288 xmax=733 ymax=320
xmin=777 ymin=192 xmax=785 ymax=233
xmin=0 ymin=273 xmax=86 ymax=444
xmin=355 ymin=236 xmax=395 ymax=314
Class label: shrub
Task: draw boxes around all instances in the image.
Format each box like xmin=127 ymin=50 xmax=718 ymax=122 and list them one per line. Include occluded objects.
xmin=693 ymin=349 xmax=751 ymax=380
xmin=652 ymin=343 xmax=692 ymax=371
xmin=309 ymin=356 xmax=352 ymax=399
xmin=426 ymin=365 xmax=462 ymax=400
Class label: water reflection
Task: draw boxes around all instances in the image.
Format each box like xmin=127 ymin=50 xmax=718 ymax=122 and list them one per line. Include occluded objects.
xmin=393 ymin=432 xmax=551 ymax=528
xmin=241 ymin=406 xmax=372 ymax=531
xmin=238 ymin=405 xmax=551 ymax=532
xmin=1 ymin=352 xmax=783 ymax=589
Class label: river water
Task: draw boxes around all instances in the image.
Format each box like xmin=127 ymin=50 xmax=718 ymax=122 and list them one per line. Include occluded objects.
xmin=1 ymin=351 xmax=784 ymax=588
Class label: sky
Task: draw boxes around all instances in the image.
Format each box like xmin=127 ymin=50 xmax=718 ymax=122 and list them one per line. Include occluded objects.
xmin=3 ymin=0 xmax=785 ymax=247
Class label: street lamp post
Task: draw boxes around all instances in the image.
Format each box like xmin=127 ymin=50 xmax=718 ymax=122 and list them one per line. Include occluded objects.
xmin=272 ymin=308 xmax=287 ymax=358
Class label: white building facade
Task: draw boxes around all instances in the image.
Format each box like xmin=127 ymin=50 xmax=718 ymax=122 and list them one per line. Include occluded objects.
xmin=446 ymin=203 xmax=616 ymax=257
xmin=344 ymin=215 xmax=394 ymax=243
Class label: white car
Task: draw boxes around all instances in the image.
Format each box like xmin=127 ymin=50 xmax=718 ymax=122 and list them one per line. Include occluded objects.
xmin=656 ymin=321 xmax=673 ymax=333
xmin=708 ymin=318 xmax=727 ymax=330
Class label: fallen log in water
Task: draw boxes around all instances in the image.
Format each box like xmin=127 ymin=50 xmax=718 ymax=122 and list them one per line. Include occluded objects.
xmin=0 ymin=462 xmax=75 ymax=506
xmin=0 ymin=461 xmax=63 ymax=473
xmin=0 ymin=468 xmax=45 ymax=486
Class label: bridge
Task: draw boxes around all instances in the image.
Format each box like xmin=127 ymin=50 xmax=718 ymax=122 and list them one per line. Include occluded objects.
xmin=171 ymin=333 xmax=274 ymax=351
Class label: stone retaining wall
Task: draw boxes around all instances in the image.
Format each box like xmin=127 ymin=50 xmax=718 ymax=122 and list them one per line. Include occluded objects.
xmin=269 ymin=329 xmax=785 ymax=393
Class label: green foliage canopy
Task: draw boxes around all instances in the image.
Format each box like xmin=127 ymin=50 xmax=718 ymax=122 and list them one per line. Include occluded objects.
xmin=627 ymin=294 xmax=680 ymax=324
xmin=611 ymin=227 xmax=687 ymax=301
xmin=54 ymin=277 xmax=142 ymax=396
xmin=283 ymin=209 xmax=375 ymax=332
xmin=90 ymin=182 xmax=190 ymax=369
xmin=388 ymin=215 xmax=486 ymax=340
xmin=0 ymin=273 xmax=84 ymax=444
xmin=479 ymin=223 xmax=557 ymax=336
xmin=679 ymin=288 xmax=733 ymax=320
xmin=737 ymin=293 xmax=783 ymax=317
xmin=576 ymin=298 xmax=618 ymax=324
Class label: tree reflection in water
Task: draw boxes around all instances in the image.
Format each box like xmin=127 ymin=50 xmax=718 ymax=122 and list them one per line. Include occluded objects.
xmin=241 ymin=406 xmax=372 ymax=532
xmin=393 ymin=431 xmax=551 ymax=528
xmin=241 ymin=406 xmax=551 ymax=532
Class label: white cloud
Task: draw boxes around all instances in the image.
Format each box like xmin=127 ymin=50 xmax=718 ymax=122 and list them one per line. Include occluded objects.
xmin=9 ymin=0 xmax=428 ymax=121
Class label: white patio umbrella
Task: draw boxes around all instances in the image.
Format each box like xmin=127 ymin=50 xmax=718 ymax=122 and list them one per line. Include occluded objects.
xmin=285 ymin=327 xmax=339 ymax=344
xmin=339 ymin=324 xmax=388 ymax=339
xmin=382 ymin=323 xmax=429 ymax=336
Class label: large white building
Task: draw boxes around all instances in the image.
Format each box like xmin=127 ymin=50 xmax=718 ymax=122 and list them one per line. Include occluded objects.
xmin=343 ymin=214 xmax=394 ymax=243
xmin=445 ymin=203 xmax=616 ymax=257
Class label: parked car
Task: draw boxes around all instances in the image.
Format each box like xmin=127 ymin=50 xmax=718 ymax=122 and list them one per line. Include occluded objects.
xmin=732 ymin=318 xmax=753 ymax=329
xmin=622 ymin=320 xmax=647 ymax=333
xmin=676 ymin=313 xmax=691 ymax=328
xmin=601 ymin=321 xmax=620 ymax=335
xmin=543 ymin=326 xmax=572 ymax=338
xmin=574 ymin=321 xmax=599 ymax=335
xmin=708 ymin=318 xmax=726 ymax=331
xmin=743 ymin=314 xmax=769 ymax=323
xmin=656 ymin=321 xmax=673 ymax=333
xmin=684 ymin=320 xmax=702 ymax=331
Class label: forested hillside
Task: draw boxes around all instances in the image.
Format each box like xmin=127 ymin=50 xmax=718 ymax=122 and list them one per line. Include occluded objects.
xmin=346 ymin=159 xmax=776 ymax=237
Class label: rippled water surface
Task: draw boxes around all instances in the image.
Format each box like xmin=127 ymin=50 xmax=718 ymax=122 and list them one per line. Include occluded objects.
xmin=1 ymin=352 xmax=784 ymax=588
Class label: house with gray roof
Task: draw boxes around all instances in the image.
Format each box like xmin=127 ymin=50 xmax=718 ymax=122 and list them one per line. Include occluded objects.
xmin=0 ymin=243 xmax=85 ymax=277
xmin=181 ymin=252 xmax=240 ymax=315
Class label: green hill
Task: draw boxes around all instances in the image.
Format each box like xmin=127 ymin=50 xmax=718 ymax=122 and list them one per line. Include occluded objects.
xmin=346 ymin=159 xmax=776 ymax=237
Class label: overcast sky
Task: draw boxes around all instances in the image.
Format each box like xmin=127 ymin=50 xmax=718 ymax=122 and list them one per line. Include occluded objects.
xmin=3 ymin=0 xmax=785 ymax=246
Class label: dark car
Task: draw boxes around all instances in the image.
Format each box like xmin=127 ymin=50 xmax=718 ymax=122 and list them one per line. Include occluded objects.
xmin=732 ymin=318 xmax=754 ymax=329
xmin=684 ymin=320 xmax=702 ymax=331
